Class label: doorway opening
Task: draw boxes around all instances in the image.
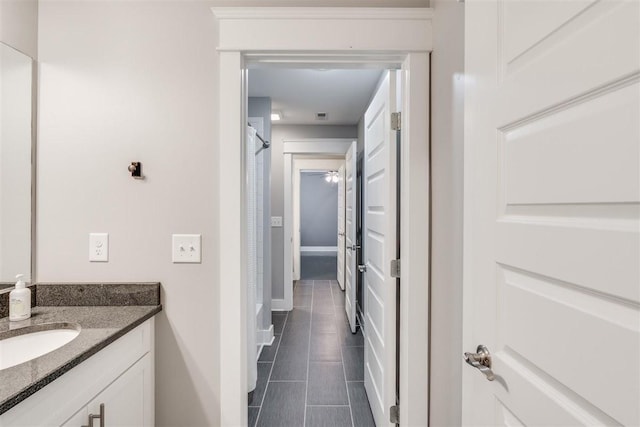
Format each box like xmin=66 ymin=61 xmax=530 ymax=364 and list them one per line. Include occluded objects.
xmin=299 ymin=169 xmax=340 ymax=280
xmin=214 ymin=8 xmax=432 ymax=426
xmin=245 ymin=64 xmax=405 ymax=426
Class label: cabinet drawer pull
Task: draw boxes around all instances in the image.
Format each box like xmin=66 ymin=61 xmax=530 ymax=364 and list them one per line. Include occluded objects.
xmin=82 ymin=403 xmax=105 ymax=427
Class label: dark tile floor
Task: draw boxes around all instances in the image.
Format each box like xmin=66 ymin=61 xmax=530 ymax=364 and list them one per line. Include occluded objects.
xmin=300 ymin=255 xmax=338 ymax=280
xmin=248 ymin=279 xmax=375 ymax=427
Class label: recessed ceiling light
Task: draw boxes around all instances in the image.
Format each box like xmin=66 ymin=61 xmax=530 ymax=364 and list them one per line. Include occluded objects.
xmin=271 ymin=111 xmax=282 ymax=121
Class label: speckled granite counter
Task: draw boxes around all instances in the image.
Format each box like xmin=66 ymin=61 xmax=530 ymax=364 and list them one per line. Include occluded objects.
xmin=0 ymin=283 xmax=161 ymax=415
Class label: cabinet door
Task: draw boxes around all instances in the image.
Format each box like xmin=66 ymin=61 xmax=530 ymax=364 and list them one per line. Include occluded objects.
xmin=61 ymin=408 xmax=87 ymax=427
xmin=87 ymin=354 xmax=153 ymax=427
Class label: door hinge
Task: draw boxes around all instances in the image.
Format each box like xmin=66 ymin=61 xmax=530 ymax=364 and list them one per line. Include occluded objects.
xmin=391 ymin=112 xmax=401 ymax=131
xmin=390 ymin=405 xmax=400 ymax=424
xmin=390 ymin=259 xmax=401 ymax=278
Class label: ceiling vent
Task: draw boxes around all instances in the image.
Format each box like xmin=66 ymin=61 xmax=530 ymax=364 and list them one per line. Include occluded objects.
xmin=316 ymin=112 xmax=328 ymax=121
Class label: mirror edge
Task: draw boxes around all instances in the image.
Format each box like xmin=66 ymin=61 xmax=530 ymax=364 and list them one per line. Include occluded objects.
xmin=0 ymin=41 xmax=36 ymax=286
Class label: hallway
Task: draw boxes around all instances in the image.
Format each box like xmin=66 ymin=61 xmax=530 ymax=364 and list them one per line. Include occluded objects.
xmin=300 ymin=254 xmax=338 ymax=280
xmin=249 ymin=280 xmax=375 ymax=426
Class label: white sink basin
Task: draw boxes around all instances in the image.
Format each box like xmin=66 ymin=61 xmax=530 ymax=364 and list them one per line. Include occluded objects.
xmin=0 ymin=324 xmax=80 ymax=370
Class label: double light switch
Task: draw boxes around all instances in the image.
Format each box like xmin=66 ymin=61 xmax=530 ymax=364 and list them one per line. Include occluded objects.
xmin=172 ymin=234 xmax=202 ymax=263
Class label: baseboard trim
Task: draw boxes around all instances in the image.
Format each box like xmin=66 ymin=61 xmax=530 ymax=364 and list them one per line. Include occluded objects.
xmin=300 ymin=246 xmax=338 ymax=252
xmin=271 ymin=298 xmax=288 ymax=311
xmin=257 ymin=325 xmax=274 ymax=346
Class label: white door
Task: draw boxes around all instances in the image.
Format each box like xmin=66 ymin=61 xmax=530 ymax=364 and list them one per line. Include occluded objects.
xmin=345 ymin=142 xmax=358 ymax=333
xmin=363 ymin=71 xmax=397 ymax=427
xmin=463 ymin=1 xmax=640 ymax=426
xmin=337 ymin=164 xmax=346 ymax=290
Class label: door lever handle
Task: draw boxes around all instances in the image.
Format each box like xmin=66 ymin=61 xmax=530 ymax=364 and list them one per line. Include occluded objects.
xmin=464 ymin=345 xmax=495 ymax=381
xmin=358 ymin=264 xmax=367 ymax=273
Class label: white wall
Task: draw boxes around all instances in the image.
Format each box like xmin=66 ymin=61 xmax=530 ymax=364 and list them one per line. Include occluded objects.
xmin=0 ymin=0 xmax=38 ymax=59
xmin=430 ymin=0 xmax=464 ymax=425
xmin=37 ymin=2 xmax=219 ymax=425
xmin=270 ymin=124 xmax=358 ymax=299
xmin=35 ymin=1 xmax=433 ymax=425
xmin=300 ymin=172 xmax=339 ymax=247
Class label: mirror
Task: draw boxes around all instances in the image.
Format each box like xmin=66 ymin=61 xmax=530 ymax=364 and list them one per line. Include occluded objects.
xmin=0 ymin=42 xmax=34 ymax=286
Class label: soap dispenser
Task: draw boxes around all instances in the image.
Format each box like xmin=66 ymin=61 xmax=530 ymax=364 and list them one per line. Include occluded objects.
xmin=9 ymin=274 xmax=31 ymax=321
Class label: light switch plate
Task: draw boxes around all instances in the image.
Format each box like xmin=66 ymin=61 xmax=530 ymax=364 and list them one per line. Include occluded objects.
xmin=271 ymin=216 xmax=283 ymax=227
xmin=89 ymin=233 xmax=109 ymax=262
xmin=172 ymin=234 xmax=202 ymax=263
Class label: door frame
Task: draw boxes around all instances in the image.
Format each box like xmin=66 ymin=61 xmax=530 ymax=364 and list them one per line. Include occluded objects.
xmin=213 ymin=7 xmax=432 ymax=426
xmin=278 ymin=147 xmax=349 ymax=311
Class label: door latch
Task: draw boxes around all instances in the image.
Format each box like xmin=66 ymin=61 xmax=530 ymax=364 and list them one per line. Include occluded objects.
xmin=358 ymin=264 xmax=367 ymax=273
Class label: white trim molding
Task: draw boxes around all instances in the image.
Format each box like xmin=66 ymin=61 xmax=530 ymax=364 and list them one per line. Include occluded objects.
xmin=212 ymin=7 xmax=434 ymax=21
xmin=213 ymin=8 xmax=433 ymax=53
xmin=270 ymin=298 xmax=288 ymax=311
xmin=257 ymin=325 xmax=274 ymax=347
xmin=300 ymin=246 xmax=338 ymax=253
xmin=283 ymin=139 xmax=353 ymax=155
xmin=289 ymin=156 xmax=347 ymax=287
xmin=213 ymin=7 xmax=432 ymax=427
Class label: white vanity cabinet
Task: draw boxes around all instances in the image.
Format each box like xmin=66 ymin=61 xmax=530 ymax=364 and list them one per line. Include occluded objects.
xmin=0 ymin=318 xmax=154 ymax=427
xmin=62 ymin=354 xmax=153 ymax=427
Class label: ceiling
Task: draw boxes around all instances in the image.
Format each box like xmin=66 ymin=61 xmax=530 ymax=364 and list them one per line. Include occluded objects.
xmin=248 ymin=68 xmax=384 ymax=126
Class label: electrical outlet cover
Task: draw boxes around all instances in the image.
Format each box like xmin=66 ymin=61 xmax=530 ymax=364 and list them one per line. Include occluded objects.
xmin=172 ymin=234 xmax=202 ymax=263
xmin=89 ymin=233 xmax=109 ymax=262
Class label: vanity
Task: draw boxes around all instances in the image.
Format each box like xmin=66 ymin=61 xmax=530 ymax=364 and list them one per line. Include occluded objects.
xmin=0 ymin=39 xmax=162 ymax=427
xmin=0 ymin=284 xmax=161 ymax=427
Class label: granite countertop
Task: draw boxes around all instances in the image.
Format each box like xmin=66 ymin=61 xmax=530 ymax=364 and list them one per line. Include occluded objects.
xmin=0 ymin=283 xmax=162 ymax=415
xmin=0 ymin=284 xmax=15 ymax=293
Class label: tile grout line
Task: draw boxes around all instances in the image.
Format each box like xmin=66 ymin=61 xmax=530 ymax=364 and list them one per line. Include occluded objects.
xmin=303 ymin=280 xmax=315 ymax=427
xmin=306 ymin=405 xmax=352 ymax=408
xmin=255 ymin=274 xmax=370 ymax=426
xmin=332 ymin=280 xmax=356 ymax=427
xmin=254 ymin=311 xmax=288 ymax=427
